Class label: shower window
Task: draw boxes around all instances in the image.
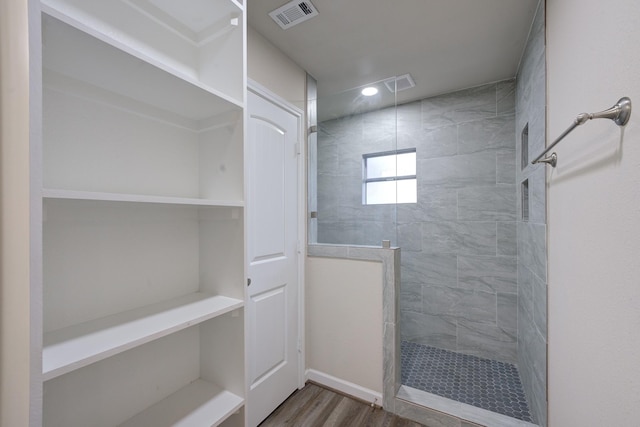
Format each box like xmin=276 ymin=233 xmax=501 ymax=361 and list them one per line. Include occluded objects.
xmin=363 ymin=149 xmax=417 ymax=205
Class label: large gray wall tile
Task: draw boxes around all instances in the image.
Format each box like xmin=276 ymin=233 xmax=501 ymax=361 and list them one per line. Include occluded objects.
xmin=320 ymin=115 xmax=363 ymax=139
xmin=421 ymin=285 xmax=500 ymax=326
xmin=532 ymin=272 xmax=547 ymax=340
xmin=317 ymin=140 xmax=338 ymax=175
xmin=458 ymin=255 xmax=517 ymax=294
xmin=458 ymin=185 xmax=517 ymax=221
xmin=455 ymin=289 xmax=497 ymax=324
xmin=422 ymin=83 xmax=497 ymax=129
xmin=364 ymin=106 xmax=396 ymax=126
xmin=337 ymin=140 xmax=366 ymax=173
xmin=397 ymin=127 xmax=420 ymax=151
xmin=316 ymin=173 xmax=340 ymax=221
xmin=458 ymin=319 xmax=517 ymax=363
xmin=340 ymin=203 xmax=396 ymax=223
xmin=352 ymin=220 xmax=394 ymax=246
xmin=318 ymin=219 xmax=394 ymax=246
xmin=415 ymin=125 xmax=458 ymax=160
xmin=422 ymin=285 xmax=466 ymax=317
xmin=523 ymin=324 xmax=546 ymax=397
xmin=518 ymin=221 xmax=547 ymax=281
xmin=401 ymin=311 xmax=457 ymax=350
xmin=518 ymin=263 xmax=535 ymax=323
xmin=497 ymin=150 xmax=516 ymax=184
xmin=316 ymin=221 xmax=343 ymax=244
xmin=497 ymin=222 xmax=517 ymax=256
xmin=497 ymin=292 xmax=518 ymax=330
xmin=458 ymin=115 xmax=515 ymax=154
xmin=402 ymin=251 xmax=457 ymax=287
xmin=419 ymin=152 xmax=497 ymax=188
xmin=364 ymin=109 xmax=396 ymax=146
xmin=400 ymin=281 xmax=422 ymax=313
xmin=422 ymin=221 xmax=497 ymax=256
xmin=397 ymin=222 xmax=423 ymax=252
xmin=397 ymin=188 xmax=457 ymax=223
xmin=337 ymin=175 xmax=364 ymax=207
xmin=397 ymin=101 xmax=422 ymax=131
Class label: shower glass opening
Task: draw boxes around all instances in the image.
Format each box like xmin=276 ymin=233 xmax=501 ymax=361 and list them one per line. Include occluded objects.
xmin=310 ymin=77 xmax=400 ymax=247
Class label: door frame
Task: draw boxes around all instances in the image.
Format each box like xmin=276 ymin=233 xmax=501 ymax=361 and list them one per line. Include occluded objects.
xmin=246 ymin=80 xmax=306 ymax=394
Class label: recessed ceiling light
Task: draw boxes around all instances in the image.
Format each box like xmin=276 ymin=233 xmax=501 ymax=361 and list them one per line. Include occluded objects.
xmin=361 ymin=87 xmax=378 ymax=96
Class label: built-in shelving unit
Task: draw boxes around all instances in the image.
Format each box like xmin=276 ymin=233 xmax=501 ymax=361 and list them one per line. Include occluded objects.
xmin=38 ymin=0 xmax=246 ymax=425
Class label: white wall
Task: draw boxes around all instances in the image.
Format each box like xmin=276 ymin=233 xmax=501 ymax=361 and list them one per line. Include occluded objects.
xmin=0 ymin=0 xmax=34 ymax=425
xmin=547 ymin=0 xmax=640 ymax=425
xmin=305 ymin=257 xmax=384 ymax=395
xmin=247 ymin=26 xmax=306 ymax=111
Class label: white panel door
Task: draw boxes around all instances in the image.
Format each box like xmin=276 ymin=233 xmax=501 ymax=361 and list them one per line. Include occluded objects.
xmin=247 ymin=89 xmax=300 ymax=427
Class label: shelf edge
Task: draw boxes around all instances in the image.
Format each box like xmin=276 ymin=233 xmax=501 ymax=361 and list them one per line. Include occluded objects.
xmin=43 ymin=293 xmax=244 ymax=381
xmin=118 ymin=379 xmax=244 ymax=427
xmin=42 ymin=189 xmax=245 ymax=208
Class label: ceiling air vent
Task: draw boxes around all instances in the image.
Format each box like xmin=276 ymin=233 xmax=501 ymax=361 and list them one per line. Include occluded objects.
xmin=269 ymin=0 xmax=319 ymax=30
xmin=384 ymin=74 xmax=416 ymax=93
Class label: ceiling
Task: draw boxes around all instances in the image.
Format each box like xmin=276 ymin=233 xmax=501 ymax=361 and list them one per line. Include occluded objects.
xmin=247 ymin=0 xmax=539 ymax=121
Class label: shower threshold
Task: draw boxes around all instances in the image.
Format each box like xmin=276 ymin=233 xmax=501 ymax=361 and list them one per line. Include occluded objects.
xmin=400 ymin=341 xmax=538 ymax=426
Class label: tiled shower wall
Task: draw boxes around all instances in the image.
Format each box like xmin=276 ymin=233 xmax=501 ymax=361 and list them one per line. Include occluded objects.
xmin=516 ymin=1 xmax=547 ymax=425
xmin=317 ymin=81 xmax=519 ymax=364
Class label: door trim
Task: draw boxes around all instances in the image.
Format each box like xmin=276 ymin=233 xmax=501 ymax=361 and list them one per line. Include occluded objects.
xmin=247 ymin=79 xmax=306 ymax=392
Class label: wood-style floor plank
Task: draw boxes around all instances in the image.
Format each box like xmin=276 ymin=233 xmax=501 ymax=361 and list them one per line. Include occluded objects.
xmin=296 ymin=387 xmax=343 ymax=426
xmin=259 ymin=383 xmax=324 ymax=426
xmin=259 ymin=383 xmax=428 ymax=427
xmin=321 ymin=395 xmax=370 ymax=426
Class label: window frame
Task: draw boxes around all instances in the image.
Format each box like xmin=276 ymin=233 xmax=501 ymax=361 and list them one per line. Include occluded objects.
xmin=362 ymin=148 xmax=417 ymax=205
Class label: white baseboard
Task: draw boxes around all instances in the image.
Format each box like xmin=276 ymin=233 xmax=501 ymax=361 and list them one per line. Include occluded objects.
xmin=305 ymin=369 xmax=383 ymax=407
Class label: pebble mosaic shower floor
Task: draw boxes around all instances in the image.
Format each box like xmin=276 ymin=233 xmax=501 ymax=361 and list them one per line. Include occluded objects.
xmin=401 ymin=341 xmax=533 ymax=422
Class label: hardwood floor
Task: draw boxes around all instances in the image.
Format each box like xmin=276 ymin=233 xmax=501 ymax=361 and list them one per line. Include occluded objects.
xmin=259 ymin=382 xmax=427 ymax=427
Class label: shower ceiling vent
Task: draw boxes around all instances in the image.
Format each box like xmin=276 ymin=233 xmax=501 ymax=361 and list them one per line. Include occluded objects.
xmin=384 ymin=74 xmax=416 ymax=93
xmin=269 ymin=0 xmax=319 ymax=30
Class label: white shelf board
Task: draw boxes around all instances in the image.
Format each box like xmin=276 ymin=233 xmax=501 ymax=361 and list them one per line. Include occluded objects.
xmin=119 ymin=379 xmax=244 ymax=427
xmin=43 ymin=189 xmax=244 ymax=208
xmin=43 ymin=292 xmax=243 ymax=381
xmin=41 ymin=12 xmax=243 ymax=122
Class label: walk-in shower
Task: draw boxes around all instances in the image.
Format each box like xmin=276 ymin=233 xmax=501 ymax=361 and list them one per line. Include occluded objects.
xmin=311 ymin=79 xmax=536 ymax=424
xmin=308 ymin=3 xmax=547 ymax=425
